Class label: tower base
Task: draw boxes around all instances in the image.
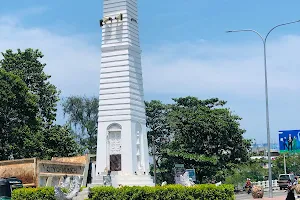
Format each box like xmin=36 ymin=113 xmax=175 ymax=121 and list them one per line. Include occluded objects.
xmin=91 ymin=174 xmax=154 ymax=187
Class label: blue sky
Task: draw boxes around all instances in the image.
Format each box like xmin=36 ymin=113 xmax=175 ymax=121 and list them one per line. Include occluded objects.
xmin=1 ymin=0 xmax=300 ymax=143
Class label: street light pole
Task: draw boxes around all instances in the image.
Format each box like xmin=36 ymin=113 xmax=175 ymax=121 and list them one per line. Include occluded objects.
xmin=226 ymin=20 xmax=300 ymax=198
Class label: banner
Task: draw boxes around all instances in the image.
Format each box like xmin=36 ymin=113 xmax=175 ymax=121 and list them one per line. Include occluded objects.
xmin=174 ymin=164 xmax=185 ymax=184
xmin=278 ymin=130 xmax=300 ymax=153
xmin=186 ymin=169 xmax=196 ymax=181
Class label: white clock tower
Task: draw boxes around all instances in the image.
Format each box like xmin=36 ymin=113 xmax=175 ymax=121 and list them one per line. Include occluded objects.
xmin=93 ymin=0 xmax=154 ymax=187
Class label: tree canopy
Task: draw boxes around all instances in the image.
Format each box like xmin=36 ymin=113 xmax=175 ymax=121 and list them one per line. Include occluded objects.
xmin=0 ymin=69 xmax=38 ymax=160
xmin=272 ymin=153 xmax=300 ymax=178
xmin=0 ymin=49 xmax=59 ymax=127
xmin=146 ymin=96 xmax=251 ymax=183
xmin=0 ymin=48 xmax=80 ymax=160
xmin=224 ymin=159 xmax=267 ymax=187
xmin=62 ymin=96 xmax=98 ymax=154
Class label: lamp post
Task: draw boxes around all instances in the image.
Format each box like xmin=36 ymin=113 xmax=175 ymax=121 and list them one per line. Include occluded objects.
xmin=226 ymin=20 xmax=300 ymax=198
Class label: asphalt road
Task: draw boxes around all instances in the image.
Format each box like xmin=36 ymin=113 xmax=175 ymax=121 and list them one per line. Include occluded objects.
xmin=235 ymin=190 xmax=288 ymax=200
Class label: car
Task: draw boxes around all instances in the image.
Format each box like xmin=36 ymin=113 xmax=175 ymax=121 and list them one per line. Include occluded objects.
xmin=278 ymin=174 xmax=295 ymax=190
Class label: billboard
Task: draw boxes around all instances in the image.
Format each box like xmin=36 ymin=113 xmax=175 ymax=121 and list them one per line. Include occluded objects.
xmin=174 ymin=164 xmax=185 ymax=184
xmin=186 ymin=169 xmax=196 ymax=181
xmin=278 ymin=130 xmax=300 ymax=153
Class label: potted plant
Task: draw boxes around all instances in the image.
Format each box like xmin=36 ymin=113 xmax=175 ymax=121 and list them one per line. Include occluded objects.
xmin=251 ymin=185 xmax=264 ymax=199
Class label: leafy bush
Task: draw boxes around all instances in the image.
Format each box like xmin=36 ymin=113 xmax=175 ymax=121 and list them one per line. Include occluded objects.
xmin=12 ymin=184 xmax=234 ymax=200
xmin=12 ymin=187 xmax=55 ymax=200
xmin=89 ymin=184 xmax=234 ymax=200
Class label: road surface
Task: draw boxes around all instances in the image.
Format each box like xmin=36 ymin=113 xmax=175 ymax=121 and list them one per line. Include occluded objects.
xmin=235 ymin=190 xmax=289 ymax=200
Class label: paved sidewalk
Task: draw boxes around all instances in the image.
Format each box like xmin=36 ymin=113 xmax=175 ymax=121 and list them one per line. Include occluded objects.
xmin=259 ymin=196 xmax=285 ymax=200
xmin=235 ymin=191 xmax=287 ymax=200
xmin=235 ymin=195 xmax=286 ymax=200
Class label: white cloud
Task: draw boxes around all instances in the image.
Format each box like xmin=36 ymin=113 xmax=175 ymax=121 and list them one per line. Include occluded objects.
xmin=0 ymin=15 xmax=100 ymax=97
xmin=142 ymin=36 xmax=300 ymax=98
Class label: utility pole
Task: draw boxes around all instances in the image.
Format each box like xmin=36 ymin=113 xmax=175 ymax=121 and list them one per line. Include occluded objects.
xmin=152 ymin=136 xmax=156 ymax=185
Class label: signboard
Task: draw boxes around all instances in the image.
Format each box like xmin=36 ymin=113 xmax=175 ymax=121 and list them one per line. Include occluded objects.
xmin=186 ymin=169 xmax=196 ymax=181
xmin=279 ymin=130 xmax=300 ymax=153
xmin=39 ymin=163 xmax=85 ymax=175
xmin=174 ymin=164 xmax=185 ymax=184
xmin=175 ymin=164 xmax=184 ymax=168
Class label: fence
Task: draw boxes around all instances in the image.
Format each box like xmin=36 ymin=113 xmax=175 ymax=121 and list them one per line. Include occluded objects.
xmin=252 ymin=180 xmax=279 ymax=190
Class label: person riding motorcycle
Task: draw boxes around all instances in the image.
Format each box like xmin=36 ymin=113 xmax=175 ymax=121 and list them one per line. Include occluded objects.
xmin=245 ymin=178 xmax=252 ymax=194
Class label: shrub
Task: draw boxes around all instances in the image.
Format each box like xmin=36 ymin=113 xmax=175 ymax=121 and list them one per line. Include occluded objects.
xmin=12 ymin=184 xmax=234 ymax=200
xmin=89 ymin=184 xmax=234 ymax=200
xmin=12 ymin=187 xmax=55 ymax=200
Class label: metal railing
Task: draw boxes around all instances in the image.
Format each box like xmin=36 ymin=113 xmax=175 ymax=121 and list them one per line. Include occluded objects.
xmin=252 ymin=180 xmax=279 ymax=190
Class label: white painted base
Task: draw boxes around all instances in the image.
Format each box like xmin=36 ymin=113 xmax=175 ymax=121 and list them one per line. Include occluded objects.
xmin=91 ymin=174 xmax=154 ymax=187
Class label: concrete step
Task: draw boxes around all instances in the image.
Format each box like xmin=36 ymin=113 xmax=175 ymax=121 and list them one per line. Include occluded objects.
xmin=118 ymin=183 xmax=155 ymax=186
xmin=91 ymin=174 xmax=154 ymax=187
xmin=115 ymin=175 xmax=153 ymax=180
xmin=88 ymin=183 xmax=104 ymax=187
xmin=73 ymin=188 xmax=90 ymax=200
xmin=73 ymin=195 xmax=88 ymax=200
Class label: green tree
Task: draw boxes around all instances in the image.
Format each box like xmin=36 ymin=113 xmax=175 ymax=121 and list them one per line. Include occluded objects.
xmin=0 ymin=49 xmax=80 ymax=160
xmin=168 ymin=97 xmax=250 ymax=182
xmin=9 ymin=126 xmax=44 ymax=159
xmin=62 ymin=96 xmax=98 ymax=154
xmin=146 ymin=96 xmax=251 ymax=183
xmin=224 ymin=160 xmax=266 ymax=188
xmin=9 ymin=125 xmax=81 ymax=160
xmin=145 ymin=100 xmax=171 ymax=151
xmin=42 ymin=125 xmax=82 ymax=159
xmin=0 ymin=49 xmax=60 ymax=126
xmin=272 ymin=153 xmax=300 ymax=178
xmin=0 ymin=69 xmax=38 ymax=160
xmin=145 ymin=100 xmax=173 ymax=183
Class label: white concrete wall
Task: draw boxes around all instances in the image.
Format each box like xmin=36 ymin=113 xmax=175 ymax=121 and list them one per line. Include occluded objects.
xmin=96 ymin=0 xmax=150 ymax=176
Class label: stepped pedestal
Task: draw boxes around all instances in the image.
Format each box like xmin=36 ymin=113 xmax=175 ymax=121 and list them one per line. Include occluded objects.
xmin=91 ymin=174 xmax=154 ymax=187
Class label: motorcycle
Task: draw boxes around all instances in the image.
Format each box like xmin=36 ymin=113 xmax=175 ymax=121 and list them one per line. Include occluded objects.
xmin=245 ymin=185 xmax=252 ymax=194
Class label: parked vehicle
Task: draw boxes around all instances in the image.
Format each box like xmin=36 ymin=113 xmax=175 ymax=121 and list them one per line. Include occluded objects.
xmin=278 ymin=174 xmax=295 ymax=190
xmin=0 ymin=179 xmax=11 ymax=200
xmin=0 ymin=177 xmax=23 ymax=200
xmin=7 ymin=177 xmax=23 ymax=190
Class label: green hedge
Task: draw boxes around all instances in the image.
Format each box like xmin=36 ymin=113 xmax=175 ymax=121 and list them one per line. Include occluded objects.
xmin=12 ymin=186 xmax=86 ymax=200
xmin=89 ymin=184 xmax=234 ymax=200
xmin=12 ymin=187 xmax=55 ymax=200
xmin=12 ymin=184 xmax=234 ymax=200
